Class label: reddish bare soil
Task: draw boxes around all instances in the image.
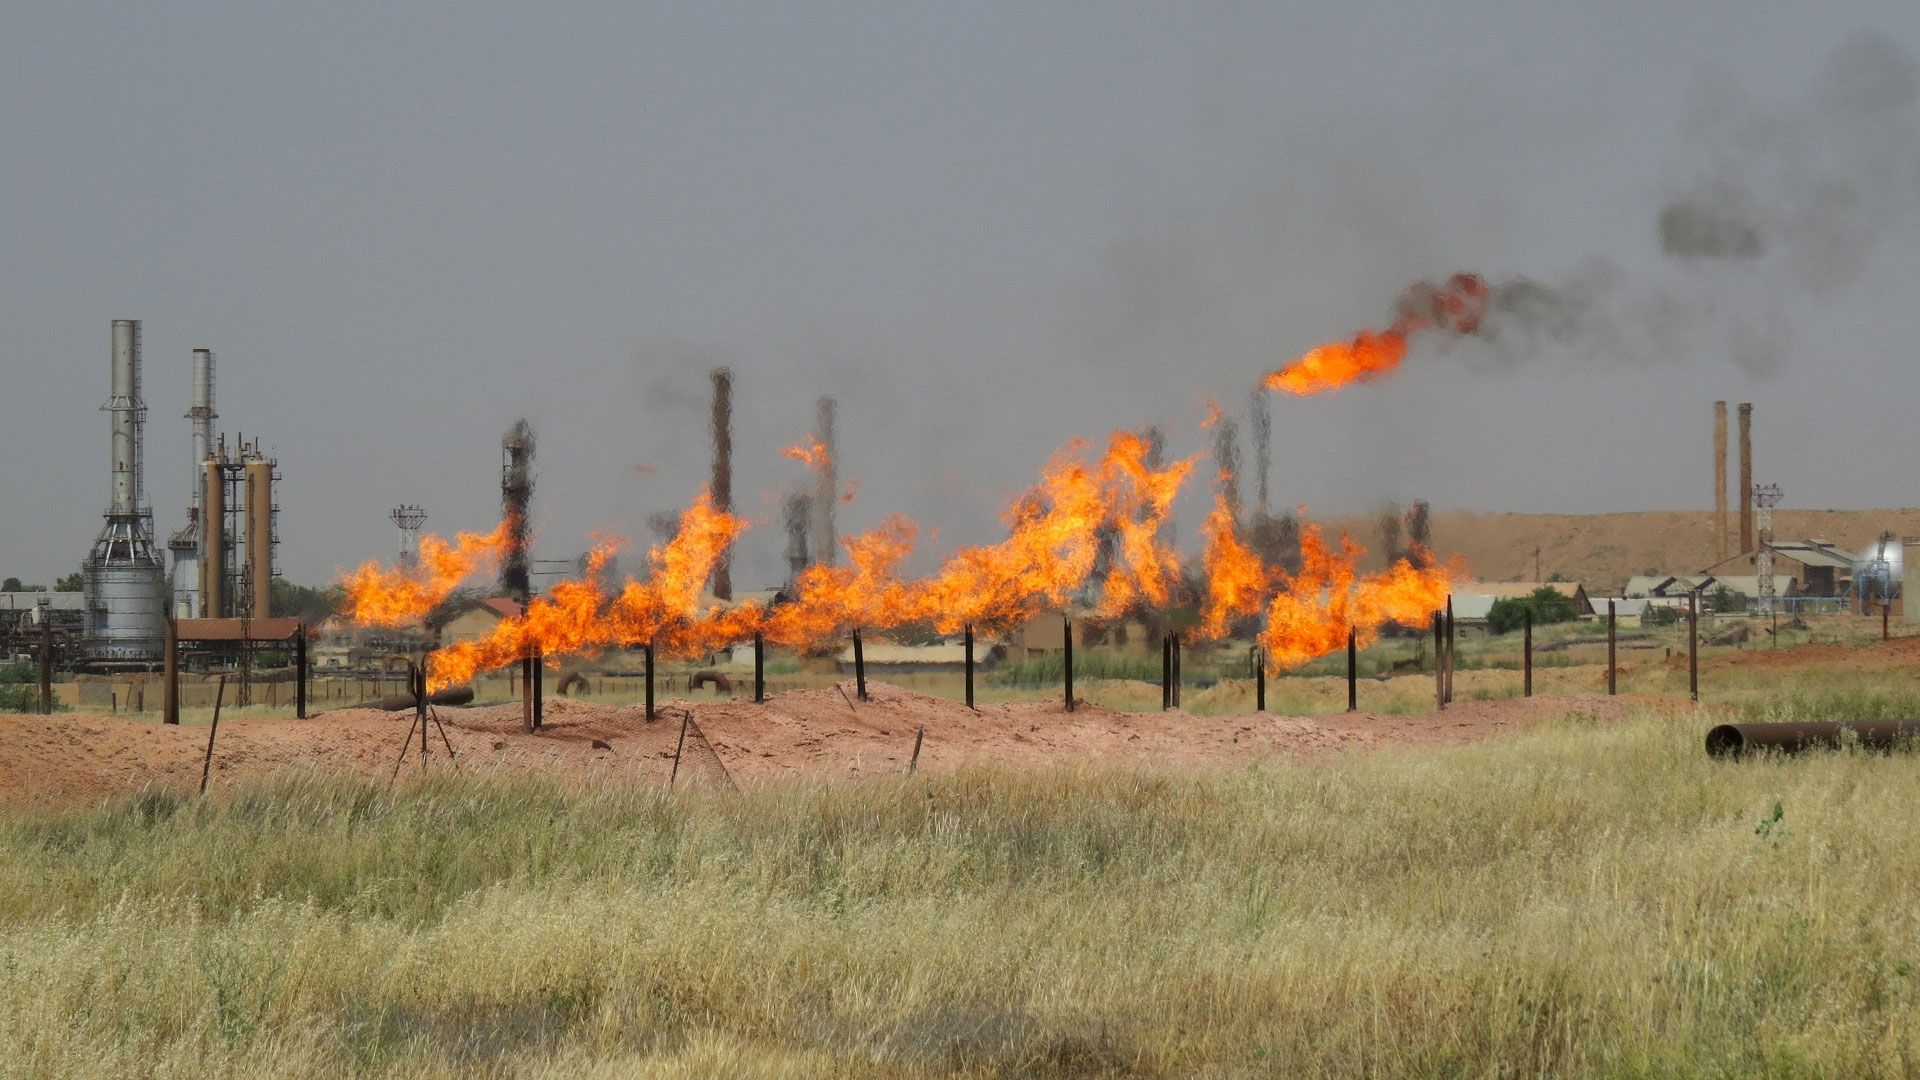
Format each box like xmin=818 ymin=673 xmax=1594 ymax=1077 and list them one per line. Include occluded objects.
xmin=0 ymin=682 xmax=1649 ymax=809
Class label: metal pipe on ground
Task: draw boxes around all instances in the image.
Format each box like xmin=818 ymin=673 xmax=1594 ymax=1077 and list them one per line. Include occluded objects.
xmin=1707 ymin=719 xmax=1920 ymax=757
xmin=364 ymin=686 xmax=475 ymax=712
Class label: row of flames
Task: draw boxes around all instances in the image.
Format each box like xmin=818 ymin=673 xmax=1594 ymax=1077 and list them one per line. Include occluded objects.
xmin=345 ymin=428 xmax=1455 ymax=691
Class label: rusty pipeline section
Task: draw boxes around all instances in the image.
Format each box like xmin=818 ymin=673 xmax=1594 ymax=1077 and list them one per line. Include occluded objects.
xmin=365 ymin=685 xmax=475 ymax=712
xmin=1706 ymin=719 xmax=1920 ymax=757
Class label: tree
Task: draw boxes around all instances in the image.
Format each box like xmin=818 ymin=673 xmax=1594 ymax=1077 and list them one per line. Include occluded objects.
xmin=1488 ymin=586 xmax=1582 ymax=635
xmin=270 ymin=579 xmax=345 ymax=622
xmin=0 ymin=578 xmax=21 ymax=593
xmin=54 ymin=572 xmax=83 ymax=592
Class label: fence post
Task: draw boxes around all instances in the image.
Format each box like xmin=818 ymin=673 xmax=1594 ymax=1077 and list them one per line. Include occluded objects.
xmin=1161 ymin=633 xmax=1172 ymax=711
xmin=1608 ymin=599 xmax=1617 ymax=695
xmin=753 ymin=633 xmax=765 ymax=703
xmin=1689 ymin=591 xmax=1700 ymax=702
xmin=1062 ymin=615 xmax=1075 ymax=713
xmin=1433 ymin=612 xmax=1445 ymax=711
xmin=1346 ymin=627 xmax=1357 ymax=712
xmin=1523 ymin=608 xmax=1533 ymax=698
xmin=645 ymin=641 xmax=655 ymax=721
xmin=1255 ymin=647 xmax=1265 ymax=712
xmin=964 ymin=623 xmax=975 ymax=710
xmin=853 ymin=628 xmax=868 ymax=701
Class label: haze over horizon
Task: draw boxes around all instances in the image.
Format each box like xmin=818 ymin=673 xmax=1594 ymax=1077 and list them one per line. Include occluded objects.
xmin=3 ymin=3 xmax=1916 ymax=590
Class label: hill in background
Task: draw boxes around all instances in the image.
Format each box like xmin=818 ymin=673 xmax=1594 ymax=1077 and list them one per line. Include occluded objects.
xmin=1321 ymin=509 xmax=1920 ymax=592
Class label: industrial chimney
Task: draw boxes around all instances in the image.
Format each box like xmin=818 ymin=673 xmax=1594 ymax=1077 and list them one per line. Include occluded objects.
xmin=85 ymin=319 xmax=167 ymax=664
xmin=1713 ymin=401 xmax=1728 ymax=563
xmin=812 ymin=396 xmax=838 ymax=567
xmin=501 ymin=420 xmax=535 ymax=602
xmin=1738 ymin=403 xmax=1754 ymax=554
xmin=709 ymin=369 xmax=733 ymax=599
xmin=169 ymin=349 xmax=217 ymax=617
xmin=243 ymin=453 xmax=275 ymax=617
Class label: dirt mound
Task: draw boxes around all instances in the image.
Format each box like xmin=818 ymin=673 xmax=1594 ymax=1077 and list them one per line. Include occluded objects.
xmin=0 ymin=682 xmax=1647 ymax=808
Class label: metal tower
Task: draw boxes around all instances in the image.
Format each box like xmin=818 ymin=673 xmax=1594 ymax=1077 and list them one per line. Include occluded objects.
xmin=390 ymin=505 xmax=427 ymax=568
xmin=1753 ymin=483 xmax=1783 ymax=614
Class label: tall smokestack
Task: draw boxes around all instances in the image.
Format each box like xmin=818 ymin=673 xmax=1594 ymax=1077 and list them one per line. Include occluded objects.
xmin=812 ymin=396 xmax=837 ymax=568
xmin=501 ymin=419 xmax=535 ymax=602
xmin=107 ymin=320 xmax=143 ymax=517
xmin=1248 ymin=386 xmax=1271 ymax=516
xmin=709 ymin=369 xmax=733 ymax=600
xmin=201 ymin=457 xmax=225 ymax=618
xmin=1713 ymin=401 xmax=1728 ymax=563
xmin=174 ymin=349 xmax=218 ymax=618
xmin=1738 ymin=403 xmax=1754 ymax=554
xmin=1212 ymin=416 xmax=1241 ymax=533
xmin=87 ymin=319 xmax=166 ymax=663
xmin=244 ymin=454 xmax=274 ymax=617
xmin=783 ymin=489 xmax=812 ymax=584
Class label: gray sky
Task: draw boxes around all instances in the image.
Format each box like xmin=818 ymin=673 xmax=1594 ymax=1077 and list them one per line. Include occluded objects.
xmin=3 ymin=2 xmax=1916 ymax=589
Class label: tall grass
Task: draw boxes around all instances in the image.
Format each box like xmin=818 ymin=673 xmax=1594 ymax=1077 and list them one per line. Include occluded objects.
xmin=5 ymin=688 xmax=1920 ymax=1075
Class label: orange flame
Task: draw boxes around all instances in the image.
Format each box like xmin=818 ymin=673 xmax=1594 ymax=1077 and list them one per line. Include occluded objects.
xmin=1195 ymin=493 xmax=1268 ymax=640
xmin=780 ymin=439 xmax=831 ymax=469
xmin=341 ymin=520 xmax=514 ymax=627
xmin=1258 ymin=524 xmax=1451 ymax=671
xmin=1199 ymin=398 xmax=1223 ymax=430
xmin=427 ymin=494 xmax=748 ymax=689
xmin=350 ymin=426 xmax=1460 ymax=692
xmin=1265 ymin=272 xmax=1491 ymax=395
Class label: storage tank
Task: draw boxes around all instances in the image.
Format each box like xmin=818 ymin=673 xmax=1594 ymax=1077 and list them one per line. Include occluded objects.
xmin=1854 ymin=534 xmax=1904 ymax=603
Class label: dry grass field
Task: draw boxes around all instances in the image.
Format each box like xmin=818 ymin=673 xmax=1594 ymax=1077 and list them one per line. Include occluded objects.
xmin=4 ymin=626 xmax=1920 ymax=1076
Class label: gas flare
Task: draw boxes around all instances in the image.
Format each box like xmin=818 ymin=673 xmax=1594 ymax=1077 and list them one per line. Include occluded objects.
xmin=780 ymin=439 xmax=831 ymax=469
xmin=1265 ymin=272 xmax=1491 ymax=395
xmin=350 ymin=423 xmax=1460 ymax=691
xmin=342 ymin=520 xmax=515 ymax=627
xmin=427 ymin=493 xmax=748 ymax=689
xmin=1195 ymin=493 xmax=1269 ymax=640
xmin=1259 ymin=524 xmax=1451 ymax=670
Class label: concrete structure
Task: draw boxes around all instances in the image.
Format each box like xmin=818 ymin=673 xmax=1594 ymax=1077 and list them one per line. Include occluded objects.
xmin=432 ymin=597 xmax=524 ymax=646
xmin=1703 ymin=540 xmax=1853 ymax=597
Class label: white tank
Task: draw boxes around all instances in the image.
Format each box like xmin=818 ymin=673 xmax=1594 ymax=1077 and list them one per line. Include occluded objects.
xmin=1854 ymin=535 xmax=1904 ymax=600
